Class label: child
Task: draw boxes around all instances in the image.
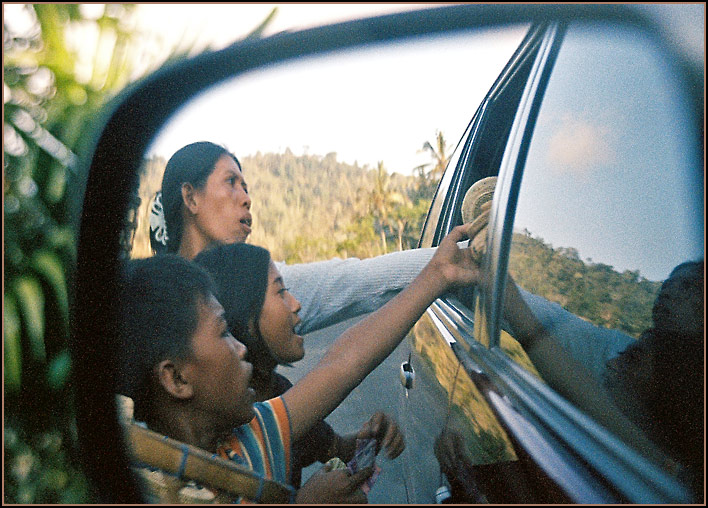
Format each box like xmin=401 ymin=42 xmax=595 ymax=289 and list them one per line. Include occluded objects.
xmin=118 ymin=225 xmax=480 ymax=502
xmin=194 ymin=242 xmax=405 ymax=487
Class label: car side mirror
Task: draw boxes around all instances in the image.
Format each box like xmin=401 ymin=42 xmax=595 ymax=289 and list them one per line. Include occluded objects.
xmin=70 ymin=5 xmax=703 ymax=502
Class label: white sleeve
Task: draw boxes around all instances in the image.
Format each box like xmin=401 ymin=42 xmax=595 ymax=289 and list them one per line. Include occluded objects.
xmin=518 ymin=288 xmax=635 ymax=380
xmin=275 ymin=248 xmax=436 ymax=335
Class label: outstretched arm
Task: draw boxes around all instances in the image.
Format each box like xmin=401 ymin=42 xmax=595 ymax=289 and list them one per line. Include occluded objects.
xmin=502 ymin=277 xmax=665 ymax=464
xmin=282 ymin=227 xmax=479 ymax=442
xmin=276 ymin=248 xmax=436 ymax=335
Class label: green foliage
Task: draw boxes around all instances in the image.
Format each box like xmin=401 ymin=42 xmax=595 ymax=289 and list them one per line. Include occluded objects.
xmin=4 ymin=296 xmax=23 ymax=392
xmin=415 ymin=129 xmax=451 ymax=183
xmin=4 ymin=4 xmax=277 ymax=503
xmin=4 ymin=423 xmax=90 ymax=504
xmin=508 ymin=231 xmax=660 ymax=338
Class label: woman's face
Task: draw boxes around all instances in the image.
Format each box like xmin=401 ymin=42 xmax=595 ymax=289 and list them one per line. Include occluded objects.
xmin=190 ymin=155 xmax=252 ymax=247
xmin=257 ymin=262 xmax=304 ymax=364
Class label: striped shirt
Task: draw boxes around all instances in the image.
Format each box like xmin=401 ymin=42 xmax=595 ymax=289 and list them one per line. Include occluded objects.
xmin=217 ymin=397 xmax=292 ymax=502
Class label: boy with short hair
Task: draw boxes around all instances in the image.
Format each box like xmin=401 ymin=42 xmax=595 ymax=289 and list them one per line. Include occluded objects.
xmin=118 ymin=226 xmax=480 ymax=503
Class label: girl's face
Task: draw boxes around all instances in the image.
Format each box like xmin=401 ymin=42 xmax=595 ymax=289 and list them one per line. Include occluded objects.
xmin=257 ymin=262 xmax=304 ymax=364
xmin=190 ymin=155 xmax=252 ymax=246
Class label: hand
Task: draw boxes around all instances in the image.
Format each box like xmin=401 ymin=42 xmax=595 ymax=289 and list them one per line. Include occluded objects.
xmin=296 ymin=461 xmax=373 ymax=504
xmin=427 ymin=225 xmax=482 ymax=291
xmin=356 ymin=412 xmax=405 ymax=459
xmin=434 ymin=427 xmax=484 ymax=503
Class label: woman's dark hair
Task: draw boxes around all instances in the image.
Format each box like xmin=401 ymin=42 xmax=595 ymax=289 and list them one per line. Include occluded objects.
xmin=194 ymin=243 xmax=277 ymax=375
xmin=159 ymin=141 xmax=241 ymax=252
xmin=646 ymin=329 xmax=703 ymax=497
xmin=652 ymin=259 xmax=704 ymax=329
xmin=644 ymin=259 xmax=704 ymax=497
xmin=117 ymin=254 xmax=216 ymax=421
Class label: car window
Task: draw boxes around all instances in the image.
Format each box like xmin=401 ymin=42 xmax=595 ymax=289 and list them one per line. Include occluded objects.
xmin=419 ymin=122 xmax=468 ymax=248
xmin=420 ymin=23 xmax=537 ymax=249
xmin=500 ymin=21 xmax=703 ymax=474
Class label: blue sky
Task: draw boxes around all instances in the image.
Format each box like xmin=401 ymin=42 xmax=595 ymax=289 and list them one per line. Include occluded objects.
xmin=513 ymin=23 xmax=703 ymax=281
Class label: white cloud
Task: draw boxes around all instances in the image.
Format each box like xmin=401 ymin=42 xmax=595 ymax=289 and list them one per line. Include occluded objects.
xmin=546 ymin=115 xmax=615 ymax=175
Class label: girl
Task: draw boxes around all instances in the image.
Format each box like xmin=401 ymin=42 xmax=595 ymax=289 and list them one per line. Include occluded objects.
xmin=194 ymin=242 xmax=400 ymax=487
xmin=120 ymin=225 xmax=480 ymax=502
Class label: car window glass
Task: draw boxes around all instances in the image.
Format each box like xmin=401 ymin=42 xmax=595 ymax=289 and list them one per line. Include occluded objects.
xmin=501 ymin=22 xmax=703 ymax=470
xmin=442 ymin=25 xmax=543 ymax=353
xmin=420 ymin=23 xmax=533 ymax=249
xmin=419 ymin=127 xmax=466 ymax=248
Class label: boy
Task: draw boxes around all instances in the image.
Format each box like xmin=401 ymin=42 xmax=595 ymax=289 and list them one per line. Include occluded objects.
xmin=118 ymin=226 xmax=480 ymax=503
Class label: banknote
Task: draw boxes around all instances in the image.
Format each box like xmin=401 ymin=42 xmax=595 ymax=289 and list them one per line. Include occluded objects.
xmin=347 ymin=438 xmax=381 ymax=494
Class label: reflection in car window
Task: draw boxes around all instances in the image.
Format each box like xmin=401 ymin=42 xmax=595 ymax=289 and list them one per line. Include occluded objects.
xmin=503 ymin=23 xmax=703 ymax=487
xmin=507 ymin=21 xmax=702 ymax=356
xmin=420 ymin=24 xmax=534 ymax=249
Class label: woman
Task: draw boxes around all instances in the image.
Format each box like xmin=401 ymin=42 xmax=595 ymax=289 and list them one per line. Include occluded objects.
xmin=151 ymin=140 xmax=440 ymax=335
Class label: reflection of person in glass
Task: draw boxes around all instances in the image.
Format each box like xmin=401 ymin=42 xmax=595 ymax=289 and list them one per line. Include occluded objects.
xmin=436 ymin=203 xmax=703 ymax=501
xmin=602 ymin=260 xmax=703 ymax=497
xmin=437 ymin=255 xmax=704 ymax=501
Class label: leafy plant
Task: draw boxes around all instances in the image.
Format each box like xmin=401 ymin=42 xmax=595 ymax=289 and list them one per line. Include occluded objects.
xmin=4 ymin=4 xmax=278 ymax=502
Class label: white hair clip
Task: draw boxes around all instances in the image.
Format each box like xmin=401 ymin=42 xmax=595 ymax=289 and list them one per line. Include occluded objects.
xmin=149 ymin=192 xmax=169 ymax=247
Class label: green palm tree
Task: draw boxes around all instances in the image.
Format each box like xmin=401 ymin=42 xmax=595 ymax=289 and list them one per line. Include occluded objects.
xmin=369 ymin=161 xmax=399 ymax=253
xmin=420 ymin=129 xmax=451 ymax=180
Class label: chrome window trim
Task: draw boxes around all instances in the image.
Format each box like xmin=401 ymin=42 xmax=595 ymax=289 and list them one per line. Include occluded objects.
xmin=426 ymin=304 xmax=458 ymax=346
xmin=485 ymin=22 xmax=564 ymax=349
xmin=438 ymin=104 xmax=486 ymax=237
xmin=431 ymin=23 xmax=549 ymax=247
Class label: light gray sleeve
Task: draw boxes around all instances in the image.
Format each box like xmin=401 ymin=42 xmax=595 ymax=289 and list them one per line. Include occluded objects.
xmin=275 ymin=247 xmax=437 ymax=335
xmin=518 ymin=287 xmax=636 ymax=380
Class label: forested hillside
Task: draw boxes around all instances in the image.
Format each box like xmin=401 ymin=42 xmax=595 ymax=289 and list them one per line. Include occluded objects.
xmin=508 ymin=231 xmax=661 ymax=338
xmin=130 ymin=149 xmax=438 ymax=262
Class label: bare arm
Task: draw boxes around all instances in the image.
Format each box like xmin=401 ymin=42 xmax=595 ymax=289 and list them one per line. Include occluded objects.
xmin=502 ymin=277 xmax=666 ymax=464
xmin=282 ymin=227 xmax=479 ymax=442
xmin=276 ymin=248 xmax=436 ymax=335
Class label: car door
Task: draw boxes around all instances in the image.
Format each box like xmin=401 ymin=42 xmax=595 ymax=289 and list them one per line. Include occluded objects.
xmin=404 ymin=22 xmax=564 ymax=503
xmin=406 ymin=18 xmax=700 ymax=504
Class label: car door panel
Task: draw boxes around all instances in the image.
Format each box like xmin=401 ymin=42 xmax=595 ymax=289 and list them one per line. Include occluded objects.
xmin=406 ymin=20 xmax=566 ymax=504
xmin=399 ymin=311 xmax=456 ymax=503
